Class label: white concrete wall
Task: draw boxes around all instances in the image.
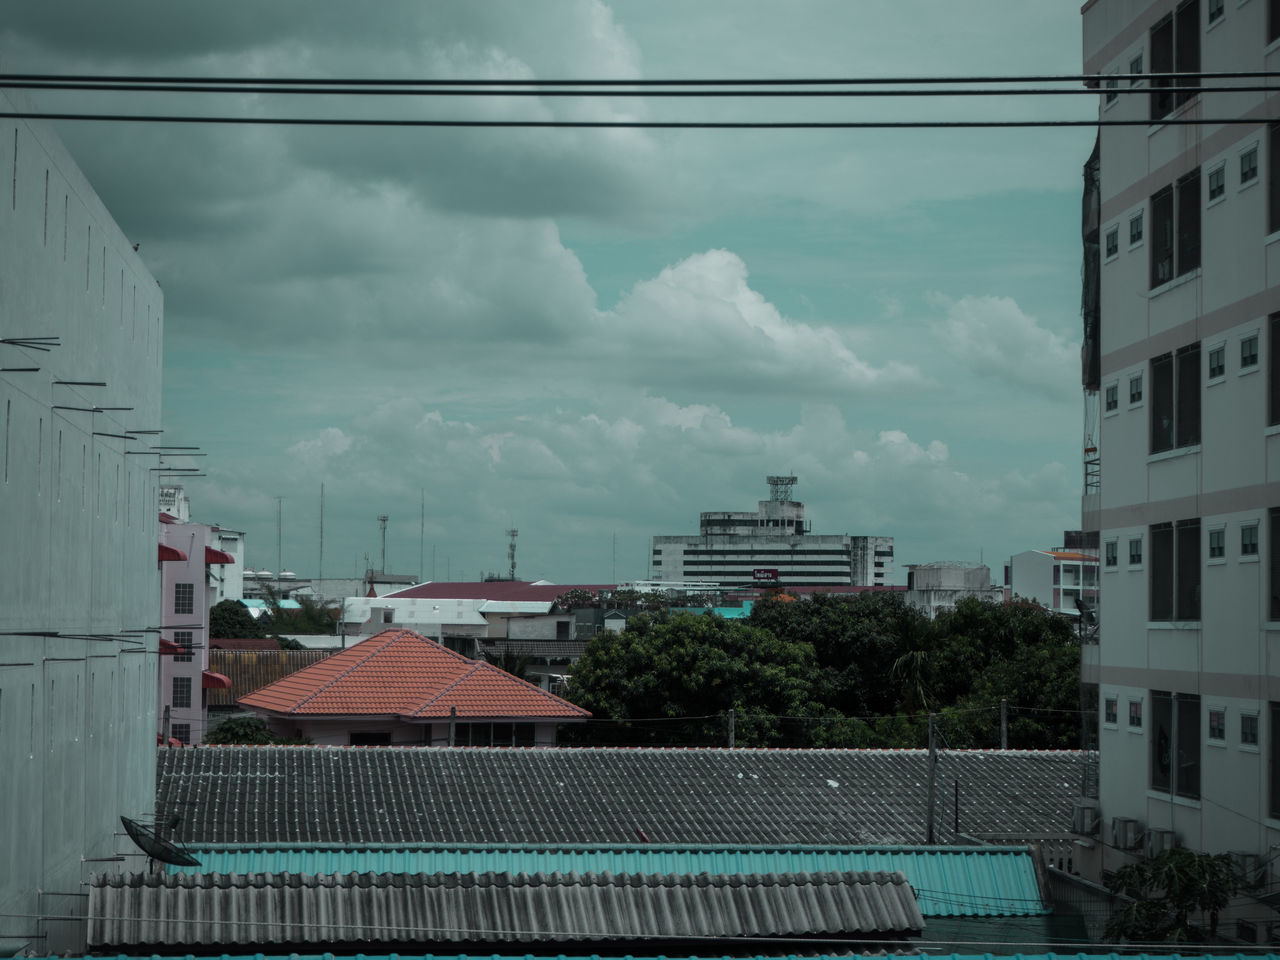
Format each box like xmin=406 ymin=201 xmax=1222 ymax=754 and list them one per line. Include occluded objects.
xmin=0 ymin=92 xmax=163 ymax=952
xmin=1084 ymin=0 xmax=1280 ymax=877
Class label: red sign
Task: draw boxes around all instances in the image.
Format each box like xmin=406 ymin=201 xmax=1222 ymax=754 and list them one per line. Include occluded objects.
xmin=752 ymin=568 xmax=779 ymax=581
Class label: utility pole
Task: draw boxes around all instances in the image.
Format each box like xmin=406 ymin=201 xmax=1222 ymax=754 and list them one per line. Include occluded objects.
xmin=1000 ymin=699 xmax=1008 ymax=749
xmin=378 ymin=515 xmax=389 ymax=573
xmin=727 ymin=708 xmax=735 ymax=748
xmin=925 ymin=713 xmax=938 ymax=843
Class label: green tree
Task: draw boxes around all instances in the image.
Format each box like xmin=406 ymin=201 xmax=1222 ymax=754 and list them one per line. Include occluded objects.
xmin=1104 ymin=848 xmax=1240 ymax=943
xmin=749 ymin=591 xmax=929 ymax=717
xmin=566 ymin=611 xmax=820 ymax=746
xmin=209 ymin=599 xmax=263 ymax=639
xmin=554 ymin=588 xmax=599 ymax=611
xmin=260 ymin=587 xmax=338 ymax=635
xmin=484 ymin=648 xmax=534 ymax=681
xmin=205 ymin=715 xmax=314 ymax=745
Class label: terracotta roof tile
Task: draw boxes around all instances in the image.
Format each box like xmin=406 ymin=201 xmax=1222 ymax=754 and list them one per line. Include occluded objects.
xmin=237 ymin=629 xmax=588 ymax=721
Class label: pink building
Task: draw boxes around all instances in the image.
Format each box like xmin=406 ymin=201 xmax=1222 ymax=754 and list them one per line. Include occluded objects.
xmin=158 ymin=512 xmax=233 ymax=744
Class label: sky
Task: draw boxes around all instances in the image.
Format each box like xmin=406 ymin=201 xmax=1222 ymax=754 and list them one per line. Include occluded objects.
xmin=1 ymin=2 xmax=1097 ymax=585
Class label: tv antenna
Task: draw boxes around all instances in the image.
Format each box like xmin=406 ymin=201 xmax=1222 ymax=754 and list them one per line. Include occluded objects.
xmin=378 ymin=515 xmax=389 ymax=572
xmin=506 ymin=528 xmax=518 ymax=581
xmin=120 ymin=815 xmax=201 ymax=868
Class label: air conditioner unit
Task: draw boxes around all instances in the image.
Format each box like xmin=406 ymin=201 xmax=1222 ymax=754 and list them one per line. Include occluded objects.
xmin=1072 ymin=798 xmax=1100 ymax=836
xmin=1112 ymin=816 xmax=1144 ymax=850
xmin=1145 ymin=827 xmax=1177 ymax=858
xmin=1229 ymin=851 xmax=1264 ymax=889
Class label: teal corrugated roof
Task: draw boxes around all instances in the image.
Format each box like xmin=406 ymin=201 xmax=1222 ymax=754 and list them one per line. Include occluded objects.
xmin=169 ymin=843 xmax=1046 ymax=917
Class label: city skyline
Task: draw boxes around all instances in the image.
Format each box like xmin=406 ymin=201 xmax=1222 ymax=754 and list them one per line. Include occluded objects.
xmin=2 ymin=2 xmax=1095 ymax=583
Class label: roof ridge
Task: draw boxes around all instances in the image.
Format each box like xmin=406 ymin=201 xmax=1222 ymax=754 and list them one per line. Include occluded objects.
xmin=285 ymin=629 xmax=415 ymax=712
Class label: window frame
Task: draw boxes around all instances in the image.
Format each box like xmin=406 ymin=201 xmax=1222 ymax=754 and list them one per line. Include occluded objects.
xmin=1242 ymin=711 xmax=1260 ymax=747
xmin=173 ymin=630 xmax=193 ymax=664
xmin=1105 ymin=382 xmax=1119 ymax=413
xmin=1150 ymin=170 xmax=1202 ymax=289
xmin=1105 ymin=697 xmax=1119 ymax=725
xmin=1130 ymin=698 xmax=1144 ymax=729
xmin=1240 ymin=142 xmax=1259 ymax=188
xmin=1149 ymin=0 xmax=1201 ymax=121
xmin=1129 ymin=537 xmax=1144 ymax=566
xmin=1129 ymin=211 xmax=1145 ymax=247
xmin=1150 ymin=689 xmax=1201 ymax=800
xmin=1242 ymin=521 xmax=1260 ymax=558
xmin=173 ymin=582 xmax=194 ymax=616
xmin=172 ymin=675 xmax=192 ymax=710
xmin=1129 ymin=373 xmax=1145 ymax=405
xmin=1105 ymin=225 xmax=1120 ymax=260
xmin=1150 ymin=344 xmax=1201 ymax=454
xmin=1242 ymin=332 xmax=1259 ymax=370
xmin=1149 ymin=518 xmax=1201 ymax=621
xmin=1129 ymin=53 xmax=1144 ymax=85
xmin=1208 ymin=525 xmax=1226 ymax=561
xmin=1208 ymin=707 xmax=1226 ymax=742
xmin=1207 ymin=0 xmax=1224 ymax=21
xmin=1105 ymin=540 xmax=1119 ymax=568
xmin=1207 ymin=162 xmax=1226 ymax=204
xmin=1208 ymin=342 xmax=1226 ymax=382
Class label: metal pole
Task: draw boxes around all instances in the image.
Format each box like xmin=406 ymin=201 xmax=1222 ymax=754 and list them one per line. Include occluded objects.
xmin=161 ymin=705 xmax=171 ymax=745
xmin=1000 ymin=698 xmax=1008 ymax=749
xmin=954 ymin=778 xmax=960 ymax=835
xmin=925 ymin=712 xmax=937 ymax=843
xmin=727 ymin=708 xmax=735 ymax=748
xmin=449 ymin=705 xmax=457 ymax=747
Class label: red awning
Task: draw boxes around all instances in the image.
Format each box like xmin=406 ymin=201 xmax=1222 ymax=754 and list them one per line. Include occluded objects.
xmin=205 ymin=546 xmax=235 ymax=565
xmin=158 ymin=638 xmax=182 ymax=655
xmin=201 ymin=671 xmax=232 ymax=689
xmin=158 ymin=543 xmax=187 ymax=562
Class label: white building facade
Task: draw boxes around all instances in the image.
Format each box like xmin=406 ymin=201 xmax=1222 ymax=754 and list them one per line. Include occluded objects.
xmin=1082 ymin=0 xmax=1280 ymax=903
xmin=652 ymin=477 xmax=893 ymax=588
xmin=0 ymin=91 xmax=164 ymax=951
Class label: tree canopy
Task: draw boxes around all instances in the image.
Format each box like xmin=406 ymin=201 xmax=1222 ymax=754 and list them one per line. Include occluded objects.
xmin=565 ymin=592 xmax=1083 ymax=748
xmin=209 ymin=599 xmax=263 ymax=639
xmin=1104 ymin=848 xmax=1240 ymax=943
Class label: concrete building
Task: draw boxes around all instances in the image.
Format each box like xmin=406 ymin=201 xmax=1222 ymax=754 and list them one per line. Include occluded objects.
xmin=0 ymin=90 xmax=164 ymax=952
xmin=652 ymin=476 xmax=894 ymax=588
xmin=1004 ymin=548 xmax=1100 ymax=616
xmin=904 ymin=562 xmax=1005 ymax=619
xmin=158 ymin=514 xmax=234 ymax=746
xmin=1080 ymin=0 xmax=1280 ymax=912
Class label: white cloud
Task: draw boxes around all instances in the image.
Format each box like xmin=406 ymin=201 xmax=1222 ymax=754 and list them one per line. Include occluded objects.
xmin=929 ymin=293 xmax=1078 ymax=397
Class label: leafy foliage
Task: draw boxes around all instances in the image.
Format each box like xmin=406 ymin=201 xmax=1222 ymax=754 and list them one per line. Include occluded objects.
xmin=209 ymin=599 xmax=263 ymax=639
xmin=607 ymin=588 xmax=672 ymax=611
xmin=554 ymin=588 xmax=600 ymax=610
xmin=565 ymin=592 xmax=1083 ymax=748
xmin=566 ymin=611 xmax=821 ymax=746
xmin=204 ymin=715 xmax=311 ymax=745
xmin=260 ymin=587 xmax=338 ymax=635
xmin=1104 ymin=848 xmax=1240 ymax=943
xmin=484 ymin=648 xmax=534 ymax=681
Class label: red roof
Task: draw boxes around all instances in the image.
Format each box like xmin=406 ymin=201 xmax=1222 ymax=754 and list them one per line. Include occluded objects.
xmin=238 ymin=629 xmax=589 ymax=721
xmin=385 ymin=581 xmax=614 ymax=602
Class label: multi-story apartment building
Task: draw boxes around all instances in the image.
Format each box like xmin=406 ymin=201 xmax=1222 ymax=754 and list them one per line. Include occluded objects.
xmin=652 ymin=476 xmax=893 ymax=588
xmin=1004 ymin=547 xmax=1100 ymax=616
xmin=0 ymin=90 xmax=164 ymax=951
xmin=1081 ymin=0 xmax=1280 ymax=903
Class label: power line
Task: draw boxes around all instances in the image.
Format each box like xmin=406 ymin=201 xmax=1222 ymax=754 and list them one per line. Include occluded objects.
xmin=0 ymin=111 xmax=1271 ymax=129
xmin=4 ymin=69 xmax=1278 ymax=85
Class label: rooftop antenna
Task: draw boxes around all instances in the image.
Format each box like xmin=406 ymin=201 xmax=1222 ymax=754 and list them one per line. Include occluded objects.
xmin=378 ymin=514 xmax=389 ymax=573
xmin=275 ymin=496 xmax=284 ymax=586
xmin=507 ymin=527 xmax=518 ymax=581
xmin=767 ymin=474 xmax=798 ymax=501
xmin=318 ymin=483 xmax=325 ymax=587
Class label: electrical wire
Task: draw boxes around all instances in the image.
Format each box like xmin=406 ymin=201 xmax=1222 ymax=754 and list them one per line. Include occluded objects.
xmin=0 ymin=111 xmax=1271 ymax=129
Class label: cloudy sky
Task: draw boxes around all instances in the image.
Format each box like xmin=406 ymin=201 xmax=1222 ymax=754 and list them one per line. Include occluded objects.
xmin=2 ymin=2 xmax=1095 ymax=585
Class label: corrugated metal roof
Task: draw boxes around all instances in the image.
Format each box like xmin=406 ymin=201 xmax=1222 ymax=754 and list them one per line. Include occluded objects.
xmin=157 ymin=746 xmax=1085 ymax=848
xmin=169 ymin=844 xmax=1044 ymax=917
xmin=35 ymin=954 xmax=1280 ymax=960
xmin=88 ymin=869 xmax=924 ymax=948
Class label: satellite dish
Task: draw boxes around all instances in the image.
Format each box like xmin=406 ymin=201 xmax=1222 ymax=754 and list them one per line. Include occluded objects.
xmin=120 ymin=816 xmax=201 ymax=867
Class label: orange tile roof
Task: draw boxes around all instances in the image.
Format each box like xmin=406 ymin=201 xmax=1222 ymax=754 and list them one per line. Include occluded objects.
xmin=238 ymin=629 xmax=589 ymax=721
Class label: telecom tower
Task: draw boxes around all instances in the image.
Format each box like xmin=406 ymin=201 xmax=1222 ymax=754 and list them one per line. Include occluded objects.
xmin=766 ymin=475 xmax=798 ymax=502
xmin=507 ymin=528 xmax=518 ymax=581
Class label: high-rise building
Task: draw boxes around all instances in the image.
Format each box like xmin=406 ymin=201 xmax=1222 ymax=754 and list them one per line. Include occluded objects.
xmin=652 ymin=476 xmax=893 ymax=588
xmin=1081 ymin=0 xmax=1280 ymax=899
xmin=0 ymin=91 xmax=164 ymax=950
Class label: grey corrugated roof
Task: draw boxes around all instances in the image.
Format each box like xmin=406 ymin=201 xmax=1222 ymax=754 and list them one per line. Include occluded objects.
xmin=156 ymin=747 xmax=1083 ymax=847
xmin=88 ymin=869 xmax=924 ymax=948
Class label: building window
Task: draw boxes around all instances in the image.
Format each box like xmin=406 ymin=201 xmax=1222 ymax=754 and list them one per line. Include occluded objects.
xmin=1105 ymin=226 xmax=1119 ymax=259
xmin=1242 ymin=522 xmax=1260 ymax=557
xmin=172 ymin=676 xmax=191 ymax=710
xmin=171 ymin=723 xmax=191 ymax=745
xmin=1271 ymin=315 xmax=1280 ymax=425
xmin=1105 ymin=541 xmax=1118 ymax=567
xmin=1105 ymin=383 xmax=1119 ymax=412
xmin=1130 ymin=538 xmax=1144 ymax=565
xmin=173 ymin=630 xmax=193 ymax=663
xmin=1130 ymin=699 xmax=1143 ymax=728
xmin=173 ymin=582 xmax=194 ymax=615
xmin=1270 ymin=703 xmax=1280 ymax=818
xmin=1272 ymin=124 xmax=1280 ymax=233
xmin=1208 ymin=344 xmax=1225 ymax=380
xmin=1272 ymin=508 xmax=1280 ymax=619
xmin=1105 ymin=77 xmax=1119 ymax=105
xmin=1207 ymin=165 xmax=1225 ymax=202
xmin=1243 ymin=712 xmax=1260 ymax=746
xmin=1150 ymin=344 xmax=1201 ymax=453
xmin=1150 ymin=170 xmax=1201 ymax=287
xmin=1149 ymin=0 xmax=1200 ymax=120
xmin=1151 ymin=690 xmax=1200 ymax=799
xmin=1150 ymin=518 xmax=1201 ymax=620
xmin=1105 ymin=697 xmax=1118 ymax=724
xmin=1208 ymin=708 xmax=1225 ymax=741
xmin=1209 ymin=527 xmax=1225 ymax=559
xmin=1129 ymin=212 xmax=1144 ymax=245
xmin=1243 ymin=334 xmax=1259 ymax=369
xmin=1129 ymin=53 xmax=1144 ymax=84
xmin=1207 ymin=0 xmax=1223 ymax=23
xmin=1130 ymin=373 xmax=1144 ymax=404
xmin=1241 ymin=145 xmax=1258 ymax=185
